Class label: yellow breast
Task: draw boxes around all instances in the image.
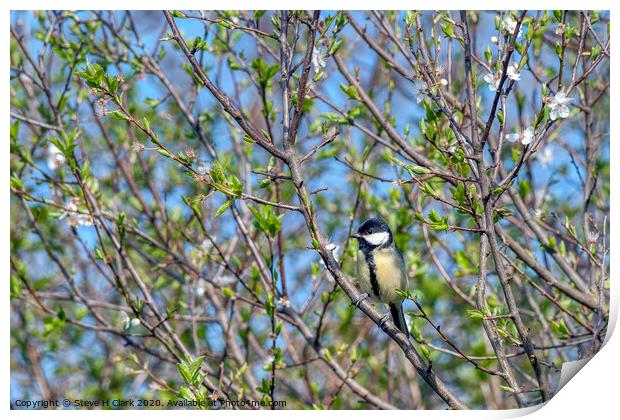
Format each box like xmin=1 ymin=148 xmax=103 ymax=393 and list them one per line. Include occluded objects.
xmin=356 ymin=248 xmax=408 ymax=304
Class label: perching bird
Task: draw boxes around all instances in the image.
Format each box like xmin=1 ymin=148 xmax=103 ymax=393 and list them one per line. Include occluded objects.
xmin=351 ymin=217 xmax=409 ymax=337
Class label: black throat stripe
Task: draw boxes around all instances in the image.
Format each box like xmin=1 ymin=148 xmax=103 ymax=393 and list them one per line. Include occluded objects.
xmin=366 ymin=252 xmax=381 ymax=298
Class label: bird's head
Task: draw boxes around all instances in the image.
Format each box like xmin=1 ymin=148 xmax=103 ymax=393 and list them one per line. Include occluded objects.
xmin=351 ymin=217 xmax=393 ymax=249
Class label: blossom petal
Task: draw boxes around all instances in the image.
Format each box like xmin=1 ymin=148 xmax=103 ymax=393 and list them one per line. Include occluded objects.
xmin=505 ymin=133 xmax=520 ymax=143
xmin=558 ymin=105 xmax=570 ymax=118
xmin=47 ymin=157 xmax=59 ymax=170
xmin=507 ymin=64 xmax=521 ymax=81
xmin=549 ymin=108 xmax=559 ymax=121
xmin=523 ymin=127 xmax=534 ymax=138
xmin=120 ymin=311 xmax=130 ymax=329
xmin=311 ymin=46 xmax=327 ymax=73
xmin=483 ymin=74 xmax=499 ymax=91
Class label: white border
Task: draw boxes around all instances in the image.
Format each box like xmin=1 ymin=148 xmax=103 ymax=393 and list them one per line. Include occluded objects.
xmin=4 ymin=2 xmax=617 ymax=419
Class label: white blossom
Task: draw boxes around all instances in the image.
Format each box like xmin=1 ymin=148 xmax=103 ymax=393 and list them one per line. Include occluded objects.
xmin=505 ymin=127 xmax=535 ymax=145
xmin=58 ymin=198 xmax=94 ymax=227
xmin=74 ymin=214 xmax=94 ymax=226
xmin=120 ymin=311 xmax=131 ymax=330
xmin=311 ymin=45 xmax=327 ymax=73
xmin=278 ymin=297 xmax=290 ymax=308
xmin=195 ymin=277 xmax=206 ymax=297
xmin=413 ymin=79 xmax=427 ymax=104
xmin=95 ymin=101 xmax=107 ymax=118
xmin=46 ymin=144 xmax=66 ymax=170
xmin=506 ymin=62 xmax=521 ymax=81
xmin=548 ymin=90 xmax=572 ymax=120
xmin=130 ymin=318 xmax=141 ymax=327
xmin=491 ymin=36 xmax=499 ymax=44
xmin=483 ymin=73 xmax=500 ymax=92
xmin=501 ymin=16 xmax=522 ymax=38
xmin=131 ymin=142 xmax=144 ymax=152
xmin=504 ymin=132 xmax=519 ymax=143
xmin=58 ymin=198 xmax=78 ymax=217
xmin=533 ymin=208 xmax=544 ymax=219
xmin=537 ymin=146 xmax=553 ymax=166
xmin=586 ymin=231 xmax=600 ymax=244
xmin=440 ymin=78 xmax=448 ymax=86
xmin=520 ymin=127 xmax=535 ymax=145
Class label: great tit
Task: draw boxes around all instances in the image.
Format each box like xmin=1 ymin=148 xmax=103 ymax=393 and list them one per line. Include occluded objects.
xmin=351 ymin=217 xmax=409 ymax=337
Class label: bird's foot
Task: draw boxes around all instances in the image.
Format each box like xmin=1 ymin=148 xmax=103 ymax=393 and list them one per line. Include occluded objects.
xmin=353 ymin=293 xmax=369 ymax=307
xmin=378 ymin=312 xmax=390 ymax=327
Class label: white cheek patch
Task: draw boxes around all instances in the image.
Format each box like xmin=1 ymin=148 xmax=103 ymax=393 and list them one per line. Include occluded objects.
xmin=363 ymin=232 xmax=389 ymax=246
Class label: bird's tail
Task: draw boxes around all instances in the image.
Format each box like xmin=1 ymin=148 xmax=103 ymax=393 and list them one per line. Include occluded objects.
xmin=389 ymin=303 xmax=409 ymax=337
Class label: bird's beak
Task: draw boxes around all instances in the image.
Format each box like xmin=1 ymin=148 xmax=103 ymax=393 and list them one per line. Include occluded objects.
xmin=351 ymin=233 xmax=361 ymax=239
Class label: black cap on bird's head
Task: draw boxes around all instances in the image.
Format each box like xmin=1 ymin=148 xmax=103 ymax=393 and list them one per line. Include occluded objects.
xmin=351 ymin=217 xmax=393 ymax=249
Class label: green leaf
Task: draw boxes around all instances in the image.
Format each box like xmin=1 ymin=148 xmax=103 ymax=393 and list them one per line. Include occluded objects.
xmin=414 ymin=213 xmax=428 ymax=223
xmin=484 ymin=46 xmax=492 ymax=62
xmin=10 ymin=175 xmax=24 ymax=191
xmin=94 ymin=247 xmax=105 ymax=261
xmin=339 ymin=83 xmax=359 ymax=100
xmin=249 ymin=205 xmax=283 ymax=237
xmin=466 ymin=309 xmax=484 ymax=319
xmin=264 ymin=295 xmax=275 ymax=319
xmin=222 ymin=287 xmax=235 ymax=299
xmin=551 ymin=319 xmax=570 ymax=340
xmin=395 ymin=289 xmax=411 ymax=299
xmin=215 ymin=199 xmax=234 ymax=217
xmin=157 ymin=148 xmax=172 ymax=158
xmin=440 ymin=22 xmax=454 ymax=38
xmin=179 ymin=386 xmax=193 ymax=401
xmin=419 ymin=344 xmax=431 ymax=361
xmin=407 ymin=165 xmax=429 ymax=175
xmin=108 ymin=110 xmax=130 ymax=121
xmin=143 ymin=117 xmax=151 ymax=132
xmin=428 ymin=209 xmax=442 ymax=223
